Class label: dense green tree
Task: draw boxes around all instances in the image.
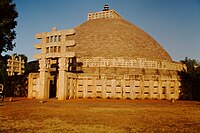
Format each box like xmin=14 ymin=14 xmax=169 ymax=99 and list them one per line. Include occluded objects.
xmin=18 ymin=54 xmax=28 ymax=63
xmin=2 ymin=54 xmax=11 ymax=62
xmin=0 ymin=59 xmax=7 ymax=84
xmin=0 ymin=0 xmax=18 ymax=55
xmin=25 ymin=60 xmax=39 ymax=74
xmin=179 ymin=57 xmax=200 ymax=101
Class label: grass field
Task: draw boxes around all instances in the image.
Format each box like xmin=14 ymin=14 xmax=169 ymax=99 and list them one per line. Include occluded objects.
xmin=0 ymin=98 xmax=200 ymax=133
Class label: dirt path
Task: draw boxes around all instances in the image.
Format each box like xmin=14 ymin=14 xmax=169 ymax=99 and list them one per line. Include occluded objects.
xmin=0 ymin=98 xmax=200 ymax=132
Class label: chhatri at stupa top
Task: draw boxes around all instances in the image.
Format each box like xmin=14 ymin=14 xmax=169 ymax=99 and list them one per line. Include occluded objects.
xmin=87 ymin=4 xmax=123 ymax=20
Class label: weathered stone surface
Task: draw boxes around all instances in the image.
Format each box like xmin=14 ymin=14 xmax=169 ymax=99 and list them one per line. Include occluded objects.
xmin=68 ymin=18 xmax=172 ymax=61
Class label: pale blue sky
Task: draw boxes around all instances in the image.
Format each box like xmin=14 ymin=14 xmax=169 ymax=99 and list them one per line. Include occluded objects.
xmin=5 ymin=0 xmax=200 ymax=62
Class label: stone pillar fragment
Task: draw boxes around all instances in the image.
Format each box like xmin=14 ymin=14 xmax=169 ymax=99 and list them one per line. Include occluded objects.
xmin=57 ymin=57 xmax=68 ymax=100
xmin=130 ymin=80 xmax=134 ymax=99
xmin=38 ymin=58 xmax=50 ymax=99
xmin=83 ymin=79 xmax=87 ymax=98
xmin=111 ymin=79 xmax=116 ymax=99
xmin=174 ymin=80 xmax=179 ymax=99
xmin=149 ymin=80 xmax=154 ymax=99
xmin=166 ymin=80 xmax=171 ymax=100
xmin=102 ymin=76 xmax=106 ymax=99
xmin=28 ymin=73 xmax=33 ymax=99
xmin=140 ymin=76 xmax=144 ymax=99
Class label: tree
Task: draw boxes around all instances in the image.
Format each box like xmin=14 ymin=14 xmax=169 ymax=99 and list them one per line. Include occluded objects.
xmin=0 ymin=59 xmax=7 ymax=83
xmin=18 ymin=54 xmax=28 ymax=63
xmin=179 ymin=57 xmax=200 ymax=101
xmin=12 ymin=53 xmax=28 ymax=63
xmin=25 ymin=60 xmax=39 ymax=74
xmin=0 ymin=0 xmax=18 ymax=55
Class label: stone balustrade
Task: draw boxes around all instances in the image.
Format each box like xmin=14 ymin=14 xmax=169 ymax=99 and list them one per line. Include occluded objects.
xmin=66 ymin=73 xmax=180 ymax=100
xmin=7 ymin=55 xmax=25 ymax=76
xmin=77 ymin=57 xmax=185 ymax=71
xmin=28 ymin=72 xmax=180 ymax=100
xmin=87 ymin=10 xmax=123 ymax=21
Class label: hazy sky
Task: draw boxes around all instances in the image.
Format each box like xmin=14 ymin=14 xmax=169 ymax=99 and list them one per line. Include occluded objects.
xmin=5 ymin=0 xmax=200 ymax=62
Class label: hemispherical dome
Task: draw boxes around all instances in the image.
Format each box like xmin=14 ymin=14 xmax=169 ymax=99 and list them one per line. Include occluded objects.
xmin=69 ymin=18 xmax=172 ymax=61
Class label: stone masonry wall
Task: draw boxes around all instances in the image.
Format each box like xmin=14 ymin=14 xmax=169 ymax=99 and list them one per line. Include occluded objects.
xmin=66 ymin=73 xmax=180 ymax=100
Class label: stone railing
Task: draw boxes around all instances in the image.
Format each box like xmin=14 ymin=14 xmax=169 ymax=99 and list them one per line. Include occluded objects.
xmin=7 ymin=55 xmax=25 ymax=76
xmin=66 ymin=73 xmax=180 ymax=100
xmin=77 ymin=57 xmax=185 ymax=71
xmin=87 ymin=10 xmax=123 ymax=20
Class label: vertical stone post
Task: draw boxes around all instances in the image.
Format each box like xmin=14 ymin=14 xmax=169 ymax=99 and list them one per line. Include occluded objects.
xmin=38 ymin=58 xmax=50 ymax=99
xmin=166 ymin=80 xmax=171 ymax=100
xmin=68 ymin=78 xmax=72 ymax=99
xmin=102 ymin=75 xmax=106 ymax=99
xmin=56 ymin=76 xmax=59 ymax=98
xmin=140 ymin=75 xmax=144 ymax=99
xmin=158 ymin=80 xmax=162 ymax=100
xmin=28 ymin=73 xmax=33 ymax=99
xmin=111 ymin=79 xmax=116 ymax=98
xmin=132 ymin=80 xmax=136 ymax=99
xmin=75 ymin=78 xmax=78 ymax=99
xmin=93 ymin=78 xmax=97 ymax=98
xmin=121 ymin=78 xmax=125 ymax=99
xmin=174 ymin=80 xmax=179 ymax=99
xmin=149 ymin=80 xmax=154 ymax=99
xmin=72 ymin=78 xmax=76 ymax=99
xmin=57 ymin=57 xmax=68 ymax=100
xmin=71 ymin=78 xmax=76 ymax=99
xmin=83 ymin=79 xmax=87 ymax=98
xmin=130 ymin=80 xmax=134 ymax=99
xmin=158 ymin=75 xmax=163 ymax=100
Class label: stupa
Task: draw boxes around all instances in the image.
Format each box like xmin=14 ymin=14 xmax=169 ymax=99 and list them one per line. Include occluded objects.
xmin=28 ymin=5 xmax=185 ymax=100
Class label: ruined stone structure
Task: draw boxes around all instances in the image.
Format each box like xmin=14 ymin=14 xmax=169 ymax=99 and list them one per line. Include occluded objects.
xmin=7 ymin=55 xmax=25 ymax=76
xmin=28 ymin=6 xmax=185 ymax=100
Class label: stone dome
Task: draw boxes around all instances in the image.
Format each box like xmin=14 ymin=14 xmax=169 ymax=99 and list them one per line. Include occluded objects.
xmin=68 ymin=18 xmax=172 ymax=61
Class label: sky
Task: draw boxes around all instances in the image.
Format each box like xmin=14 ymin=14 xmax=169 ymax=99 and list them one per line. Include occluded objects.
xmin=4 ymin=0 xmax=200 ymax=62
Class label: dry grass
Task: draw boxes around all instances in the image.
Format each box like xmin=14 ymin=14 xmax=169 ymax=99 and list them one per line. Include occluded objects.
xmin=0 ymin=98 xmax=200 ymax=133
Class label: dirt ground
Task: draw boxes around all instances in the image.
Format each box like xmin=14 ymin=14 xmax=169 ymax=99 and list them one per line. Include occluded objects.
xmin=0 ymin=97 xmax=200 ymax=133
